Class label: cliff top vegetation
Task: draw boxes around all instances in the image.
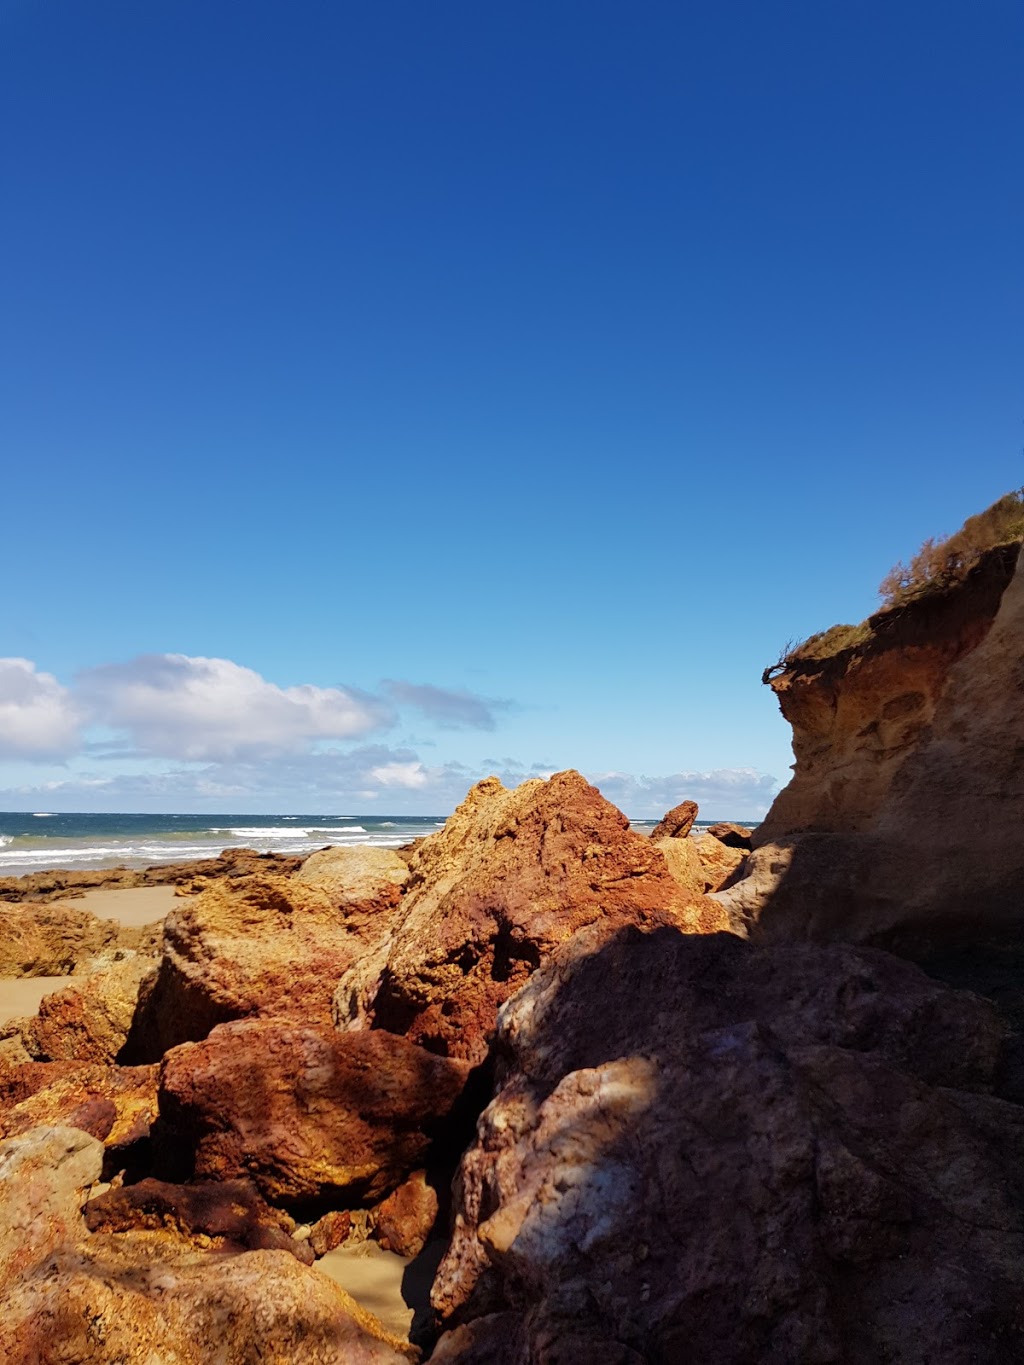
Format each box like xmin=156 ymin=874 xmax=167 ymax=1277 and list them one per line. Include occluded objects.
xmin=768 ymin=488 xmax=1024 ymax=675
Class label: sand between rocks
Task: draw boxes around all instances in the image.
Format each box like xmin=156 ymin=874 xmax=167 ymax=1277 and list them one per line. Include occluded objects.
xmin=49 ymin=884 xmax=191 ymax=927
xmin=0 ymin=976 xmax=69 ymax=1026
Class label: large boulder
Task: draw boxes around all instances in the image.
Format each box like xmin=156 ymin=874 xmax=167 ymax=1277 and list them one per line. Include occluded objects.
xmin=129 ymin=871 xmax=404 ymax=1060
xmin=159 ymin=1019 xmax=470 ymax=1205
xmin=23 ymin=952 xmax=156 ymax=1063
xmin=335 ymin=771 xmax=727 ymax=1063
xmin=295 ymin=846 xmax=409 ymax=910
xmin=431 ymin=924 xmax=1024 ymax=1361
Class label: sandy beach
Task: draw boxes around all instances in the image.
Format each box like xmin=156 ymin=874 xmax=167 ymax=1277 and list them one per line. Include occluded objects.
xmin=0 ymin=884 xmax=190 ymax=1025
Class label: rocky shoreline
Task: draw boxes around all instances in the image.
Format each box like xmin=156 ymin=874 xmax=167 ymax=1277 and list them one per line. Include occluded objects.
xmin=3 ymin=542 xmax=1024 ymax=1361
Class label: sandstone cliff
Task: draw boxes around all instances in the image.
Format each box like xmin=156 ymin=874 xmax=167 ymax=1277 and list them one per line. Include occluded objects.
xmin=719 ymin=537 xmax=1024 ymax=949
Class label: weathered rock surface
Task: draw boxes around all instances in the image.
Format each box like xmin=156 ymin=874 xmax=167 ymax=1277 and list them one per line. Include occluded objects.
xmin=691 ymin=830 xmax=747 ymax=892
xmin=0 ymin=1126 xmax=415 ymax=1363
xmin=159 ymin=1019 xmax=470 ymax=1205
xmin=0 ymin=903 xmax=121 ymax=976
xmin=0 ymin=1125 xmax=103 ymax=1281
xmin=83 ymin=1176 xmax=314 ymax=1262
xmin=295 ymin=846 xmax=409 ymax=909
xmin=652 ymin=835 xmax=706 ymax=900
xmin=648 ymin=798 xmax=698 ymax=841
xmin=703 ymin=820 xmax=753 ymax=849
xmin=335 ymin=772 xmax=726 ymax=1063
xmin=0 ymin=1061 xmax=159 ymax=1164
xmin=23 ymin=952 xmax=156 ymax=1063
xmin=431 ymin=924 xmax=1024 ymax=1361
xmin=745 ymin=541 xmax=1024 ymax=945
xmin=130 ymin=871 xmax=403 ymax=1059
xmin=374 ymin=1170 xmax=438 ymax=1258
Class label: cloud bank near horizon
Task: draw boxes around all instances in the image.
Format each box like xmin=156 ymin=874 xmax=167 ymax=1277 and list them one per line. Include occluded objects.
xmin=0 ymin=654 xmax=780 ymax=817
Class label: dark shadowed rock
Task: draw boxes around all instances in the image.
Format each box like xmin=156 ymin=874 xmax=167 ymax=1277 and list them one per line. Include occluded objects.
xmin=83 ymin=1177 xmax=314 ymax=1263
xmin=431 ymin=924 xmax=1024 ymax=1362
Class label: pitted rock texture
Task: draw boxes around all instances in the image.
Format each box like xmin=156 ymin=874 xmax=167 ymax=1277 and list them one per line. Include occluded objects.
xmin=159 ymin=1019 xmax=470 ymax=1205
xmin=295 ymin=846 xmax=409 ymax=909
xmin=374 ymin=1170 xmax=438 ymax=1258
xmin=0 ymin=1062 xmax=158 ymax=1161
xmin=0 ymin=1127 xmax=415 ymax=1364
xmin=334 ymin=771 xmax=727 ymax=1063
xmin=129 ymin=871 xmax=404 ymax=1059
xmin=431 ymin=924 xmax=1024 ymax=1362
xmin=83 ymin=1177 xmax=314 ymax=1263
xmin=24 ymin=952 xmax=156 ymax=1063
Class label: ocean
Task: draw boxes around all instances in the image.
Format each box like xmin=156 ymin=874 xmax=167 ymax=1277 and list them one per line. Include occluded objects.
xmin=0 ymin=811 xmax=721 ymax=878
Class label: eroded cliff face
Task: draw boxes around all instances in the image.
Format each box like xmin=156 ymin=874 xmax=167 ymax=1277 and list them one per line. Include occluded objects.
xmin=724 ymin=540 xmax=1024 ymax=946
xmin=757 ymin=541 xmax=1020 ymax=843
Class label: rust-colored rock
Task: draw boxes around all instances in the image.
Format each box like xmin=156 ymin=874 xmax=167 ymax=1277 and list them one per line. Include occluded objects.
xmin=0 ymin=1128 xmax=415 ymax=1363
xmin=24 ymin=952 xmax=155 ymax=1063
xmin=0 ymin=903 xmax=121 ymax=976
xmin=432 ymin=923 xmax=1024 ymax=1360
xmin=334 ymin=771 xmax=720 ymax=1063
xmin=83 ymin=1176 xmax=314 ymax=1263
xmin=310 ymin=1208 xmax=354 ymax=1256
xmin=703 ymin=821 xmax=753 ymax=849
xmin=648 ymin=799 xmax=699 ymax=840
xmin=130 ymin=871 xmax=404 ymax=1059
xmin=159 ymin=1019 xmax=470 ymax=1205
xmin=295 ymin=845 xmax=409 ymax=911
xmin=653 ymin=836 xmax=706 ymax=901
xmin=0 ymin=1061 xmax=159 ymax=1165
xmin=374 ymin=1170 xmax=438 ymax=1258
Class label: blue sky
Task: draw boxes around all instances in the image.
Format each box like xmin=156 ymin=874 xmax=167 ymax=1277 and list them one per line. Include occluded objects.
xmin=1 ymin=1 xmax=1021 ymax=817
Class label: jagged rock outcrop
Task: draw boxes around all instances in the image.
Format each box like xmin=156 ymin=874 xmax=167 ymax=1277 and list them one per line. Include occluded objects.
xmin=334 ymin=771 xmax=728 ymax=1063
xmin=723 ymin=540 xmax=1024 ymax=947
xmin=648 ymin=799 xmax=698 ymax=840
xmin=0 ymin=903 xmax=134 ymax=976
xmin=129 ymin=868 xmax=405 ymax=1059
xmin=158 ymin=1020 xmax=470 ymax=1206
xmin=431 ymin=923 xmax=1024 ymax=1361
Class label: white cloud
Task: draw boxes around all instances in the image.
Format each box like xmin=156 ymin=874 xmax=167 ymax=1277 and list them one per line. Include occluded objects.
xmin=589 ymin=768 xmax=779 ymax=819
xmin=368 ymin=760 xmax=429 ymax=789
xmin=76 ymin=654 xmax=394 ymax=761
xmin=0 ymin=658 xmax=81 ymax=760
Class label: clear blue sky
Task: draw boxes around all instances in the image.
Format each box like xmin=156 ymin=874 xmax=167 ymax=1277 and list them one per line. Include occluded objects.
xmin=1 ymin=0 xmax=1021 ymax=816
